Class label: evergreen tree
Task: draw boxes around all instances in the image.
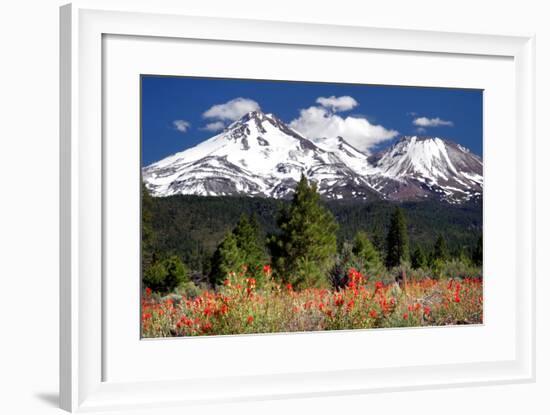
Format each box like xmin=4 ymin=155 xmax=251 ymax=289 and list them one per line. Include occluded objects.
xmin=370 ymin=226 xmax=386 ymax=254
xmin=141 ymin=182 xmax=156 ymax=274
xmin=271 ymin=175 xmax=338 ymax=289
xmin=232 ymin=214 xmax=266 ymax=273
xmin=210 ymin=232 xmax=244 ymax=285
xmin=433 ymin=234 xmax=449 ymax=261
xmin=209 ymin=215 xmax=268 ymax=286
xmin=352 ymin=231 xmax=381 ymax=271
xmin=385 ymin=207 xmax=410 ymax=268
xmin=472 ymin=235 xmax=483 ymax=266
xmin=411 ymin=246 xmax=428 ymax=269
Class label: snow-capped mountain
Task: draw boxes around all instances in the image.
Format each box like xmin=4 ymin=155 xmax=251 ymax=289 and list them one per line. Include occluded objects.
xmin=143 ymin=111 xmax=483 ymax=203
xmin=368 ymin=136 xmax=483 ymax=203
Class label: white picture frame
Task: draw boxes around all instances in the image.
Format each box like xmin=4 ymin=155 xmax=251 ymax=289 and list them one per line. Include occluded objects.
xmin=60 ymin=1 xmax=535 ymax=412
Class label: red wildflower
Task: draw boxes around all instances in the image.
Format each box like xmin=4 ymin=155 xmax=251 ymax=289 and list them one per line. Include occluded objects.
xmin=247 ymin=315 xmax=254 ymax=324
xmin=347 ymin=268 xmax=366 ymax=287
xmin=145 ymin=287 xmax=152 ymax=297
xmin=201 ymin=322 xmax=213 ymax=333
xmin=178 ymin=316 xmax=193 ymax=328
xmin=142 ymin=312 xmax=152 ymax=320
xmin=403 ymin=313 xmax=409 ymax=320
xmin=369 ymin=309 xmax=378 ymax=319
xmin=263 ymin=264 xmax=272 ymax=274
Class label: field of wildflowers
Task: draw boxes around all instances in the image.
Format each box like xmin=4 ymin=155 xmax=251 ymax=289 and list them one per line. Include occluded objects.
xmin=141 ymin=266 xmax=483 ymax=337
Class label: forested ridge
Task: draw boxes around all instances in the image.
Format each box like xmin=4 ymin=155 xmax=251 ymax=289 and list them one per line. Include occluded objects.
xmin=146 ymin=191 xmax=482 ymax=278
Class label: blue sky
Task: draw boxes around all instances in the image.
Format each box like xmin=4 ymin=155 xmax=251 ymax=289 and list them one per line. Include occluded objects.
xmin=141 ymin=75 xmax=482 ymax=166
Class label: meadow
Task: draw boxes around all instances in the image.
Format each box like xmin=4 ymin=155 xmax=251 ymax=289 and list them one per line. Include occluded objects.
xmin=141 ymin=266 xmax=483 ymax=337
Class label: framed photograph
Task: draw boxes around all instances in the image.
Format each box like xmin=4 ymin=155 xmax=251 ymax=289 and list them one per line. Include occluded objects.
xmin=140 ymin=75 xmax=484 ymax=339
xmin=60 ymin=2 xmax=535 ymax=412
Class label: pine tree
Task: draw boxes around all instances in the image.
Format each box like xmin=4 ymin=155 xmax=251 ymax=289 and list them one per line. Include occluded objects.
xmin=472 ymin=235 xmax=483 ymax=266
xmin=433 ymin=234 xmax=449 ymax=261
xmin=271 ymin=175 xmax=338 ymax=289
xmin=210 ymin=232 xmax=244 ymax=285
xmin=411 ymin=246 xmax=428 ymax=269
xmin=352 ymin=231 xmax=381 ymax=271
xmin=232 ymin=214 xmax=266 ymax=273
xmin=385 ymin=207 xmax=410 ymax=268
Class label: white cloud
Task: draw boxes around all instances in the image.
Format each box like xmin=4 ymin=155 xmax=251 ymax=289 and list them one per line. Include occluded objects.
xmin=290 ymin=106 xmax=398 ymax=153
xmin=413 ymin=116 xmax=454 ymax=127
xmin=416 ymin=127 xmax=427 ymax=134
xmin=173 ymin=120 xmax=191 ymax=133
xmin=201 ymin=121 xmax=226 ymax=132
xmin=315 ymin=95 xmax=358 ymax=112
xmin=203 ymin=97 xmax=260 ymax=121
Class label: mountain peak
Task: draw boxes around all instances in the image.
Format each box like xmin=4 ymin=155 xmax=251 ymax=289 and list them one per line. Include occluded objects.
xmin=226 ymin=110 xmax=264 ymax=128
xmin=143 ymin=111 xmax=483 ymax=204
xmin=225 ymin=110 xmax=295 ymax=137
xmin=397 ymin=135 xmax=446 ymax=145
xmin=394 ymin=136 xmax=480 ymax=160
xmin=369 ymin=134 xmax=483 ymax=203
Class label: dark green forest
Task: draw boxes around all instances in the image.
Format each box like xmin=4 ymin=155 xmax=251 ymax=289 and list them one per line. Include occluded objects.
xmin=145 ymin=188 xmax=482 ymax=282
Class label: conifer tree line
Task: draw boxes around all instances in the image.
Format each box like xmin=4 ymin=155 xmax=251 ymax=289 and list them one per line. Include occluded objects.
xmin=142 ymin=176 xmax=483 ymax=294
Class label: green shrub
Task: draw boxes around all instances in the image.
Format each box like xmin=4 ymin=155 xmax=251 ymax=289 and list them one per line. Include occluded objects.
xmin=176 ymin=280 xmax=202 ymax=299
xmin=329 ymin=243 xmax=362 ymax=289
xmin=441 ymin=259 xmax=482 ymax=279
xmin=143 ymin=255 xmax=189 ymax=294
xmin=430 ymin=258 xmax=446 ymax=279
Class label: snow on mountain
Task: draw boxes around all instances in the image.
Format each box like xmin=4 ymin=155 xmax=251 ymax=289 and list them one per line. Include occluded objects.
xmin=143 ymin=111 xmax=483 ymax=204
xmin=368 ymin=136 xmax=483 ymax=203
xmin=143 ymin=111 xmax=380 ymax=200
